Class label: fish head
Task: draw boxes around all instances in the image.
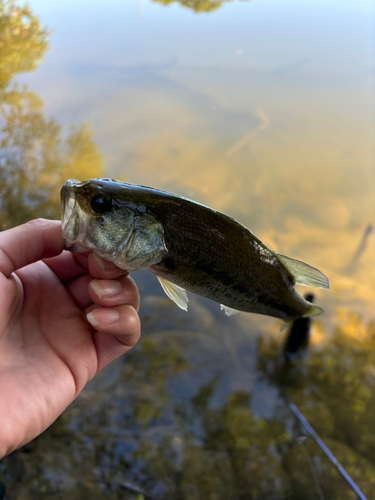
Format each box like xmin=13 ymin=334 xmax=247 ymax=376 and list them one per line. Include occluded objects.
xmin=61 ymin=178 xmax=136 ymax=260
xmin=60 ymin=178 xmax=168 ymax=271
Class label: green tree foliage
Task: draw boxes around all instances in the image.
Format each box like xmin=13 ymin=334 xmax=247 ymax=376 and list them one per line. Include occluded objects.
xmin=152 ymin=0 xmax=250 ymax=14
xmin=0 ymin=0 xmax=103 ymax=230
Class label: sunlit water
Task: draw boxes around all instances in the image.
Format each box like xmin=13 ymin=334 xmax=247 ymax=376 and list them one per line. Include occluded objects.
xmin=0 ymin=0 xmax=374 ymax=498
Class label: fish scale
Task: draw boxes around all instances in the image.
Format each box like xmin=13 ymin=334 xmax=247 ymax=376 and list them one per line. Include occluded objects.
xmin=61 ymin=178 xmax=329 ymax=326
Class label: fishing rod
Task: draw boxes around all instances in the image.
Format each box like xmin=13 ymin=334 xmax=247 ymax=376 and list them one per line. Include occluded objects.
xmin=289 ymin=403 xmax=368 ymax=500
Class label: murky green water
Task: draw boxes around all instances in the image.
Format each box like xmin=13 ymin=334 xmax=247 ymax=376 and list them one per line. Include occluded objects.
xmin=0 ymin=0 xmax=374 ymax=498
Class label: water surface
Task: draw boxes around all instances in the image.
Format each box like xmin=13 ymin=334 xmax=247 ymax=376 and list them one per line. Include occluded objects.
xmin=0 ymin=0 xmax=374 ymax=498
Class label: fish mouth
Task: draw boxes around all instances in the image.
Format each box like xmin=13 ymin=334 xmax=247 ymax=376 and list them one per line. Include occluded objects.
xmin=60 ymin=179 xmax=88 ymax=252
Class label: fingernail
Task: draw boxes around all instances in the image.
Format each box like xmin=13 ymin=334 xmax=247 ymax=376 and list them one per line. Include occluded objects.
xmin=87 ymin=309 xmax=119 ymax=327
xmin=93 ymin=253 xmax=106 ymax=271
xmin=90 ymin=280 xmax=122 ymax=299
xmin=93 ymin=253 xmax=119 ymax=271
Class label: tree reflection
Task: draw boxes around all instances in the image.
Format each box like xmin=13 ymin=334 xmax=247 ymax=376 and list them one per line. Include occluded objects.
xmin=0 ymin=0 xmax=103 ymax=230
xmin=152 ymin=0 xmax=250 ymax=14
xmin=1 ymin=5 xmax=374 ymax=498
xmin=0 ymin=0 xmax=49 ymax=88
xmin=130 ymin=311 xmax=375 ymax=498
xmin=257 ymin=311 xmax=375 ymax=498
xmin=113 ymin=312 xmax=375 ymax=499
xmin=2 ymin=305 xmax=375 ymax=498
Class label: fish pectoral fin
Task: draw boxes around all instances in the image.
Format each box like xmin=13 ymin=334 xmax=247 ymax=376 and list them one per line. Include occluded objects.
xmin=220 ymin=304 xmax=240 ymax=316
xmin=157 ymin=277 xmax=188 ymax=311
xmin=276 ymin=254 xmax=329 ymax=289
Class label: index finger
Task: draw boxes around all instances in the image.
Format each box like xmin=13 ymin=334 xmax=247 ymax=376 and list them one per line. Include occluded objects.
xmin=87 ymin=253 xmax=128 ymax=280
xmin=0 ymin=219 xmax=64 ymax=278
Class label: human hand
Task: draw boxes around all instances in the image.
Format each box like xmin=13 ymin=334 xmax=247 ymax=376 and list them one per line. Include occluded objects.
xmin=0 ymin=219 xmax=140 ymax=457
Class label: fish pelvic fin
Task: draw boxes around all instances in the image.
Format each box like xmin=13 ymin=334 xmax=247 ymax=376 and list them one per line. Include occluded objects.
xmin=220 ymin=304 xmax=240 ymax=316
xmin=276 ymin=254 xmax=329 ymax=289
xmin=157 ymin=276 xmax=188 ymax=311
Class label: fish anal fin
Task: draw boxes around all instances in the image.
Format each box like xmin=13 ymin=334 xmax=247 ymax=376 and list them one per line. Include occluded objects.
xmin=276 ymin=254 xmax=329 ymax=289
xmin=280 ymin=319 xmax=293 ymax=332
xmin=220 ymin=304 xmax=240 ymax=316
xmin=157 ymin=277 xmax=188 ymax=311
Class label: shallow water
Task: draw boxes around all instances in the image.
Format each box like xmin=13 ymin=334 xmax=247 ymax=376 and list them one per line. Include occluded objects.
xmin=0 ymin=0 xmax=374 ymax=498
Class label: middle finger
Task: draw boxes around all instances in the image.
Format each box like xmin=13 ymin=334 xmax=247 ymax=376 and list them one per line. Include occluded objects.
xmin=88 ymin=275 xmax=140 ymax=311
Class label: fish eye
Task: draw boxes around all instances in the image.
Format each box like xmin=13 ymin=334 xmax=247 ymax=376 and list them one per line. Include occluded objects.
xmin=90 ymin=194 xmax=113 ymax=214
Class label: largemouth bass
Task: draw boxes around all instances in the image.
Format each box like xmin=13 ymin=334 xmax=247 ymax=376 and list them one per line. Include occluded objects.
xmin=61 ymin=178 xmax=329 ymax=326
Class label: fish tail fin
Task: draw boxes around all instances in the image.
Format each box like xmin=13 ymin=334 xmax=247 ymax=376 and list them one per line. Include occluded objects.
xmin=302 ymin=304 xmax=323 ymax=318
xmin=276 ymin=253 xmax=329 ymax=289
xmin=280 ymin=304 xmax=323 ymax=331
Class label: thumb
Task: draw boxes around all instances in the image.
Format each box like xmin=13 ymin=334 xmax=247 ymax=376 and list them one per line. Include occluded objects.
xmin=0 ymin=219 xmax=64 ymax=278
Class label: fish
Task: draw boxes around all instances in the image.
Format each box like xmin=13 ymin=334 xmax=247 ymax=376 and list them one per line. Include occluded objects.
xmin=60 ymin=178 xmax=329 ymax=327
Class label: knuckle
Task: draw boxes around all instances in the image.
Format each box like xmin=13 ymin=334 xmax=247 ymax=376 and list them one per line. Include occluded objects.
xmin=123 ymin=277 xmax=140 ymax=308
xmin=26 ymin=218 xmax=54 ymax=230
xmin=124 ymin=307 xmax=141 ymax=341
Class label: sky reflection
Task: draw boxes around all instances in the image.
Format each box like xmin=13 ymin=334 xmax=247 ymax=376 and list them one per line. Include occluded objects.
xmin=1 ymin=1 xmax=374 ymax=497
xmin=16 ymin=0 xmax=374 ymax=324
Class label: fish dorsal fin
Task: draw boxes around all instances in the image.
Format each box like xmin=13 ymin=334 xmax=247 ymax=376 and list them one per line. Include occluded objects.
xmin=157 ymin=277 xmax=188 ymax=311
xmin=220 ymin=304 xmax=240 ymax=316
xmin=276 ymin=253 xmax=329 ymax=289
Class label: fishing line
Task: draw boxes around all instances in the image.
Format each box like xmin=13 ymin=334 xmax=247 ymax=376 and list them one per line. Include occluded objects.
xmin=296 ymin=436 xmax=325 ymax=500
